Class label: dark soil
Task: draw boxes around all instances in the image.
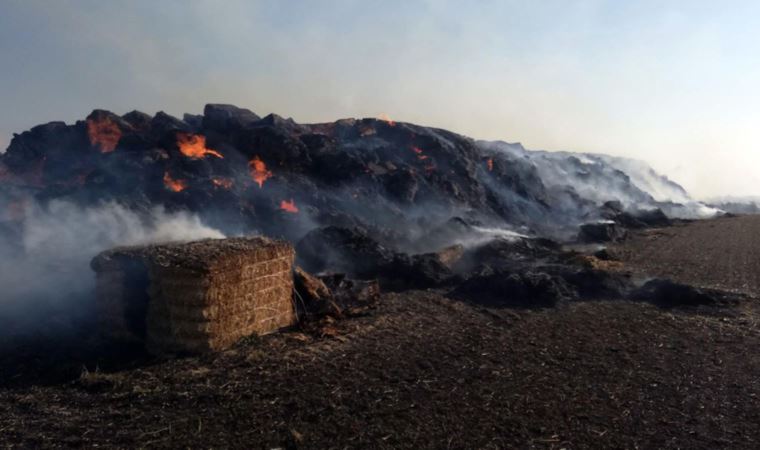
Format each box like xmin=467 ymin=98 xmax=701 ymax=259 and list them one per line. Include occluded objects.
xmin=2 ymin=292 xmax=760 ymax=448
xmin=3 ymin=216 xmax=760 ymax=448
xmin=612 ymin=214 xmax=760 ymax=297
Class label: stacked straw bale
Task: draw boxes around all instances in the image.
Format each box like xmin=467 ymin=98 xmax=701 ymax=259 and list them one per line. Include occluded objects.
xmin=91 ymin=237 xmax=296 ymax=353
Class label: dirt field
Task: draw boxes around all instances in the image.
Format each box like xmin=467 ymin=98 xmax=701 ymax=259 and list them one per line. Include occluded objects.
xmin=612 ymin=214 xmax=760 ymax=297
xmin=2 ymin=216 xmax=760 ymax=448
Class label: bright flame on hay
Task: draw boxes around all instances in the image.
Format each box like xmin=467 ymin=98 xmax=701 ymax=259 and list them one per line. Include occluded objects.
xmin=176 ymin=132 xmax=223 ymax=159
xmin=87 ymin=117 xmax=122 ymax=153
xmin=279 ymin=199 xmax=299 ymax=213
xmin=378 ymin=113 xmax=395 ymax=126
xmin=163 ymin=171 xmax=188 ymax=192
xmin=249 ymin=156 xmax=273 ymax=188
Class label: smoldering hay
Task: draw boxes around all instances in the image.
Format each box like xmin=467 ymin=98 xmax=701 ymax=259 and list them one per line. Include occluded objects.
xmin=0 ymin=104 xmax=721 ymax=309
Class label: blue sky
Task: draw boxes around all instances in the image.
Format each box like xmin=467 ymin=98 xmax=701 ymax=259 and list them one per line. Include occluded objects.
xmin=1 ymin=0 xmax=759 ymax=198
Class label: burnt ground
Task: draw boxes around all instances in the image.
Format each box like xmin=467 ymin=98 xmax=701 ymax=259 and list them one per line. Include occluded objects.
xmin=2 ymin=217 xmax=760 ymax=448
xmin=612 ymin=214 xmax=760 ymax=297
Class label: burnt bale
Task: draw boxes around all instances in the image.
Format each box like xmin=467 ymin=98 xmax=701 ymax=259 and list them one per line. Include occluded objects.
xmin=630 ymin=279 xmax=719 ymax=307
xmin=599 ymin=200 xmax=644 ymax=228
xmin=560 ymin=268 xmax=633 ymax=299
xmin=383 ymin=169 xmax=418 ymax=203
xmin=295 ymin=226 xmax=396 ymax=277
xmin=202 ymin=104 xmax=261 ymax=132
xmin=632 ymin=208 xmax=671 ymax=227
xmin=2 ymin=121 xmax=90 ymax=174
xmin=593 ymin=247 xmax=615 ymax=260
xmin=600 ymin=201 xmax=672 ymax=229
xmin=295 ymin=226 xmax=453 ymax=289
xmin=150 ymin=111 xmax=191 ymax=135
xmin=456 ymin=236 xmax=564 ymax=273
xmin=387 ymin=252 xmax=454 ymax=290
xmin=122 ymin=110 xmax=153 ymax=130
xmin=182 ymin=113 xmax=204 ymax=129
xmin=612 ymin=213 xmax=647 ymax=229
xmin=579 ymin=221 xmax=628 ymax=243
xmin=293 ymin=266 xmax=341 ymax=317
xmin=601 ymin=200 xmax=625 ymax=215
xmin=256 ymin=113 xmax=309 ymax=134
xmin=416 ymin=216 xmax=475 ymax=250
xmin=450 ymin=269 xmax=576 ymax=308
xmin=320 ymin=274 xmax=381 ymax=305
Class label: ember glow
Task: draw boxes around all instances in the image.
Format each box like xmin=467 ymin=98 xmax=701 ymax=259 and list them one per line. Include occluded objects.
xmin=412 ymin=146 xmax=429 ymax=161
xmin=279 ymin=199 xmax=299 ymax=213
xmin=378 ymin=113 xmax=395 ymax=126
xmin=487 ymin=158 xmax=494 ymax=171
xmin=163 ymin=171 xmax=188 ymax=192
xmin=249 ymin=156 xmax=273 ymax=188
xmin=176 ymin=133 xmax=223 ymax=159
xmin=86 ymin=117 xmax=122 ymax=153
xmin=211 ymin=177 xmax=233 ymax=189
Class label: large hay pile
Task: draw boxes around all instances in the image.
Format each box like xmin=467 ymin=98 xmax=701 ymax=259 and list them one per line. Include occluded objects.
xmin=91 ymin=237 xmax=296 ymax=353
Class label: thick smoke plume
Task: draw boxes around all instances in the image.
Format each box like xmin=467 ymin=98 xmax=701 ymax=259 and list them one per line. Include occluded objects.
xmin=0 ymin=200 xmax=223 ymax=313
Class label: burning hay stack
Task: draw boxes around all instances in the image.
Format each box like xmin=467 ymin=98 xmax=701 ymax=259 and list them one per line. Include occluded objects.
xmin=91 ymin=237 xmax=296 ymax=354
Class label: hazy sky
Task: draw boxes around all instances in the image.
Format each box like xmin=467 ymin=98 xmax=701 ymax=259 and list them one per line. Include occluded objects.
xmin=1 ymin=0 xmax=759 ymax=199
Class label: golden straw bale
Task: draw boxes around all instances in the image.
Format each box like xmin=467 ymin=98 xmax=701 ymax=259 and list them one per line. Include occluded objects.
xmin=91 ymin=236 xmax=296 ymax=354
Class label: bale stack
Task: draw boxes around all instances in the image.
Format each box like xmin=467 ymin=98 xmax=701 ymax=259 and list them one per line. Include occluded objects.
xmin=92 ymin=254 xmax=151 ymax=341
xmin=91 ymin=237 xmax=296 ymax=354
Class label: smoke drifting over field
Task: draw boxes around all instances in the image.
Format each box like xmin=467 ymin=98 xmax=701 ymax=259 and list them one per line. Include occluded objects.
xmin=0 ymin=201 xmax=222 ymax=305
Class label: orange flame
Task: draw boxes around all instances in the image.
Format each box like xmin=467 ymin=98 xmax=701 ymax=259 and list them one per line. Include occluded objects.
xmin=163 ymin=171 xmax=188 ymax=192
xmin=249 ymin=156 xmax=273 ymax=188
xmin=487 ymin=158 xmax=493 ymax=171
xmin=379 ymin=113 xmax=395 ymax=126
xmin=412 ymin=146 xmax=429 ymax=161
xmin=87 ymin=117 xmax=122 ymax=153
xmin=211 ymin=177 xmax=233 ymax=189
xmin=176 ymin=132 xmax=223 ymax=159
xmin=280 ymin=199 xmax=299 ymax=213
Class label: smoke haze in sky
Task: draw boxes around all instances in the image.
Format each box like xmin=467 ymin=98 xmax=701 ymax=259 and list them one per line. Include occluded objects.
xmin=1 ymin=0 xmax=759 ymax=198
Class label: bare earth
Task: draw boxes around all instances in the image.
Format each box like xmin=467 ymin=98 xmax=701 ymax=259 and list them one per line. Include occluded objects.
xmin=2 ymin=216 xmax=760 ymax=448
xmin=612 ymin=214 xmax=760 ymax=297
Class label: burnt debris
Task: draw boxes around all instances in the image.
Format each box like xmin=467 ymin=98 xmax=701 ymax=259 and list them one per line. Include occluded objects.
xmin=0 ymin=104 xmax=736 ymax=352
xmin=1 ymin=104 xmax=707 ymax=248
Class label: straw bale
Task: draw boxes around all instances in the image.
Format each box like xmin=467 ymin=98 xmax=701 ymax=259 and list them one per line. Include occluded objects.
xmin=91 ymin=236 xmax=296 ymax=354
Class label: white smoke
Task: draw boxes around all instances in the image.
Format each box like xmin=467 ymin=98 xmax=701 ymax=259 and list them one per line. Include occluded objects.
xmin=658 ymin=202 xmax=723 ymax=220
xmin=451 ymin=226 xmax=530 ymax=248
xmin=0 ymin=200 xmax=224 ymax=304
xmin=478 ymin=140 xmax=721 ymax=221
xmin=592 ymin=155 xmax=691 ymax=203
